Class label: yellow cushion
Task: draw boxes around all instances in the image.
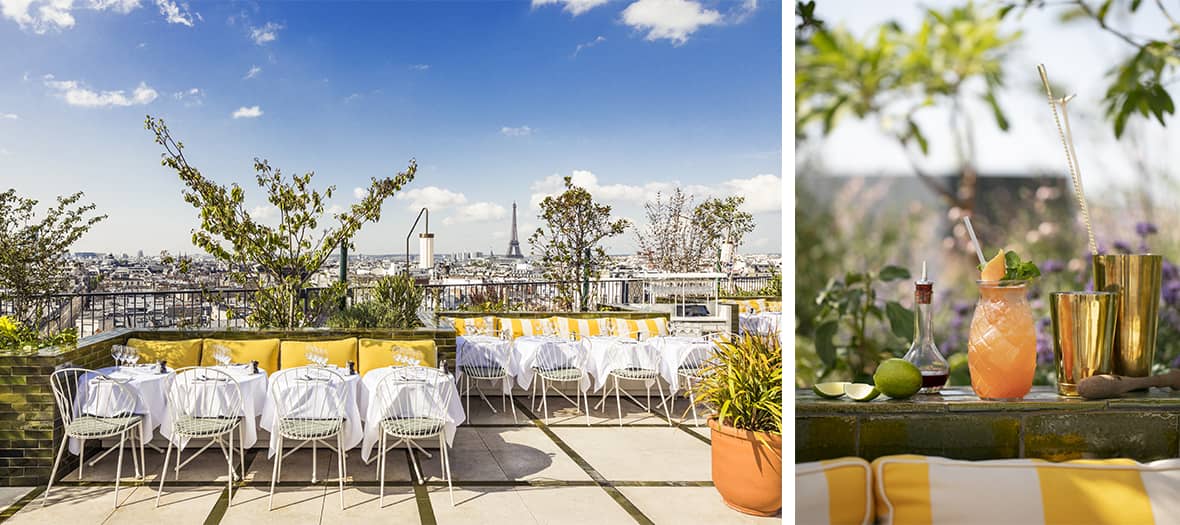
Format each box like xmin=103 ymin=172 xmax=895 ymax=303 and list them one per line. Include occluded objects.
xmin=767 ymin=301 xmax=782 ymax=312
xmin=440 ymin=316 xmax=496 ymax=336
xmin=357 ymin=338 xmax=437 ymax=375
xmin=550 ymin=317 xmax=611 ymax=338
xmin=279 ymin=338 xmax=358 ymax=369
xmin=795 ymin=457 xmax=874 ymax=525
xmin=498 ymin=317 xmax=555 ymax=339
xmin=723 ymin=298 xmax=767 ymax=313
xmin=873 ymin=454 xmax=1180 ymax=525
xmin=201 ymin=338 xmax=280 ymax=373
xmin=611 ymin=317 xmax=669 ymax=338
xmin=126 ymin=338 xmax=203 ymax=369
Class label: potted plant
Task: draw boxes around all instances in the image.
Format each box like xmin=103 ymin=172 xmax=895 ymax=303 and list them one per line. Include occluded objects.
xmin=694 ymin=333 xmax=782 ymax=516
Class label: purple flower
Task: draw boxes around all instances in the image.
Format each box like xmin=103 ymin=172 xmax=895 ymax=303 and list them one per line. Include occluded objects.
xmin=1136 ymin=222 xmax=1158 ymax=237
xmin=1035 ymin=317 xmax=1054 ymax=365
xmin=1113 ymin=241 xmax=1133 ymax=254
xmin=1042 ymin=259 xmax=1064 ymax=273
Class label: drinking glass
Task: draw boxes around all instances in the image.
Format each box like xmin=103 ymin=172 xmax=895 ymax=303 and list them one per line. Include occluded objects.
xmin=967 ymin=280 xmax=1036 ymax=400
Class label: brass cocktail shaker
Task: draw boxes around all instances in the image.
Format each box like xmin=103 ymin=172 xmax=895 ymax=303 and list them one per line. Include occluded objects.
xmin=1092 ymin=254 xmax=1163 ymax=377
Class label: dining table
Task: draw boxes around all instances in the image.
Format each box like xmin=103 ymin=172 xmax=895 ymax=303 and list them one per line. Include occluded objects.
xmin=72 ymin=365 xmax=172 ymax=455
xmin=259 ymin=366 xmax=363 ymax=459
xmin=157 ymin=364 xmax=268 ymax=450
xmin=357 ymin=367 xmax=465 ymax=463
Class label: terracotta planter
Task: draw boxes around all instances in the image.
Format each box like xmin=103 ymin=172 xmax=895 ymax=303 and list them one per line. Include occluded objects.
xmin=708 ymin=417 xmax=782 ymax=517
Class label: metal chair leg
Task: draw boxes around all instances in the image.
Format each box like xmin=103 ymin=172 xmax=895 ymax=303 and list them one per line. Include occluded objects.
xmin=226 ymin=432 xmax=234 ymax=506
xmin=269 ymin=434 xmax=282 ymax=511
xmin=155 ymin=440 xmax=173 ymax=508
xmin=43 ymin=434 xmax=68 ymax=506
xmin=441 ymin=434 xmax=453 ymax=507
xmin=312 ymin=440 xmax=318 ymax=484
xmin=78 ymin=438 xmax=85 ymax=480
xmin=378 ymin=433 xmax=386 ymax=508
xmin=656 ymin=379 xmax=671 ymax=425
xmin=337 ymin=433 xmax=345 ymax=510
xmin=113 ymin=432 xmax=126 ymax=509
xmin=615 ymin=376 xmax=623 ymax=427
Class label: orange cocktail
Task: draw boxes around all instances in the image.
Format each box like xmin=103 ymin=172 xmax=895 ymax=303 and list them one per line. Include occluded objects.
xmin=967 ymin=280 xmax=1036 ymax=400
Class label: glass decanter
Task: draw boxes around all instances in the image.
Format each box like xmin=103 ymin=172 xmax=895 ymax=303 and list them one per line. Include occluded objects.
xmin=903 ymin=262 xmax=950 ymax=394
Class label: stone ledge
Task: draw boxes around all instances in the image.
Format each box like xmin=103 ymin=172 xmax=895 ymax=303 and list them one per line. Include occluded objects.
xmin=797 ymin=386 xmax=1180 ymax=463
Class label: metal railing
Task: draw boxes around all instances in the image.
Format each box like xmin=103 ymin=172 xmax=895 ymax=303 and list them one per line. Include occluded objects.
xmin=1 ymin=275 xmax=776 ymax=338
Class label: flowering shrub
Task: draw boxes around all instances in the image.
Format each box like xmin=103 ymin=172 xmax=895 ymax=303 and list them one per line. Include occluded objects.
xmin=0 ymin=316 xmax=77 ymax=354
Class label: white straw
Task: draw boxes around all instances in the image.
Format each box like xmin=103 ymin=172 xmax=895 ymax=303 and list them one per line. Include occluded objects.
xmin=963 ymin=216 xmax=986 ymax=265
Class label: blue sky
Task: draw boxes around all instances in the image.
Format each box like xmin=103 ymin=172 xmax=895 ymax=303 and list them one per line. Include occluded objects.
xmin=0 ymin=0 xmax=782 ymax=256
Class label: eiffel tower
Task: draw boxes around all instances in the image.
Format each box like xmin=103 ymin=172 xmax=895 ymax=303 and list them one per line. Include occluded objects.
xmin=506 ymin=202 xmax=524 ymax=258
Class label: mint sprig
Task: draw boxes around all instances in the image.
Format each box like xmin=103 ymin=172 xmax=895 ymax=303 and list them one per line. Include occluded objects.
xmin=977 ymin=250 xmax=1041 ymax=281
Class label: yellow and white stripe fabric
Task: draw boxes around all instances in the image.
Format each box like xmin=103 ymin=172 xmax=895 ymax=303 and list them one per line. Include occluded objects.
xmin=439 ymin=316 xmax=496 ymax=336
xmin=796 ymin=457 xmax=874 ymax=525
xmin=723 ymin=298 xmax=767 ymax=313
xmin=611 ymin=317 xmax=669 ymax=338
xmin=498 ymin=317 xmax=555 ymax=339
xmin=873 ymin=454 xmax=1180 ymax=525
xmin=550 ymin=317 xmax=611 ymax=339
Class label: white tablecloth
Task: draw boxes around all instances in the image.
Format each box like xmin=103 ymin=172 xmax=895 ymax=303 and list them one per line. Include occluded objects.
xmin=358 ymin=367 xmax=465 ymax=462
xmin=583 ymin=336 xmax=661 ymax=392
xmin=71 ymin=365 xmax=171 ymax=455
xmin=740 ymin=312 xmax=781 ymax=335
xmin=259 ymin=367 xmax=362 ymax=459
xmin=158 ymin=365 xmax=267 ymax=450
xmin=511 ymin=336 xmax=591 ymax=392
xmin=456 ymin=335 xmax=518 ymax=395
xmin=651 ymin=336 xmax=715 ymax=391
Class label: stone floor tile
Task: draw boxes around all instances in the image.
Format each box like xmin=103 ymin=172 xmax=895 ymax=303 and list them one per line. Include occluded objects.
xmin=0 ymin=487 xmax=34 ymax=512
xmin=106 ymin=486 xmax=223 ymax=524
xmin=549 ymin=427 xmax=711 ymax=481
xmin=7 ymin=486 xmax=127 ymax=524
xmin=417 ymin=428 xmax=508 ymax=482
xmin=476 ymin=427 xmax=591 ymax=481
xmin=427 ymin=485 xmax=538 ymax=525
xmin=513 ymin=485 xmax=634 ymax=525
xmin=618 ymin=486 xmax=782 ymax=525
xmin=320 ymin=486 xmax=419 ymax=521
xmin=220 ymin=486 xmax=326 ymax=525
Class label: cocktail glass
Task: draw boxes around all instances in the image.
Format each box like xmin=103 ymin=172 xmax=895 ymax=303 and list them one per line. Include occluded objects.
xmin=968 ymin=280 xmax=1036 ymax=400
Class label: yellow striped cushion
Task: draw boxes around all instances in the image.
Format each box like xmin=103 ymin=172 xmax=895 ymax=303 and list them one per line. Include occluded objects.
xmin=498 ymin=317 xmax=554 ymax=339
xmin=767 ymin=301 xmax=782 ymax=312
xmin=873 ymin=454 xmax=1180 ymax=525
xmin=611 ymin=317 xmax=669 ymax=338
xmin=439 ymin=316 xmax=496 ymax=336
xmin=796 ymin=458 xmax=874 ymax=525
xmin=723 ymin=298 xmax=767 ymax=313
xmin=550 ymin=317 xmax=611 ymax=338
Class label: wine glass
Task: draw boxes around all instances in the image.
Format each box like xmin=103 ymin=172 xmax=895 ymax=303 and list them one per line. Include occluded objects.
xmin=214 ymin=345 xmax=231 ymax=366
xmin=111 ymin=345 xmax=122 ymax=367
xmin=128 ymin=347 xmax=140 ymax=366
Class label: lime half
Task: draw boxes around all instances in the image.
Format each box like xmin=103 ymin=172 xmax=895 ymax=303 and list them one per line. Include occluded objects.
xmin=812 ymin=382 xmax=850 ymax=399
xmin=845 ymin=383 xmax=880 ymax=402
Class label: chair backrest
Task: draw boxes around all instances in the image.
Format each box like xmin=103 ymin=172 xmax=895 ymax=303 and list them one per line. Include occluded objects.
xmin=679 ymin=341 xmax=716 ymax=370
xmin=374 ymin=366 xmax=455 ymax=437
xmin=532 ymin=341 xmax=588 ymax=371
xmin=269 ymin=366 xmax=346 ymax=424
xmin=164 ymin=367 xmax=243 ymax=434
xmin=51 ymin=367 xmax=138 ymax=428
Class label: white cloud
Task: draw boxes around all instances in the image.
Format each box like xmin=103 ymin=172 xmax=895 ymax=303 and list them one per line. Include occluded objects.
xmin=0 ymin=148 xmax=10 ymax=156
xmin=154 ymin=0 xmax=194 ymax=26
xmin=343 ymin=93 xmax=361 ymax=103
xmin=352 ymin=187 xmax=366 ymax=200
xmin=249 ymin=205 xmax=275 ymax=219
xmin=529 ymin=170 xmax=674 ymax=209
xmin=621 ymin=0 xmax=722 ymax=45
xmin=500 ymin=125 xmax=532 ymax=137
xmin=573 ymin=35 xmax=605 ymax=57
xmin=172 ymin=87 xmax=203 ymax=106
xmin=136 ymin=41 xmax=146 ymax=48
xmin=730 ymin=0 xmax=757 ymax=23
xmin=250 ymin=21 xmax=282 ymax=44
xmin=44 ymin=75 xmax=158 ymax=107
xmin=395 ymin=186 xmax=468 ymax=210
xmin=232 ymin=105 xmax=262 ymax=119
xmin=531 ymin=0 xmax=608 ymax=16
xmin=409 ymin=64 xmax=430 ymax=71
xmin=1 ymin=0 xmax=197 ymax=33
xmin=0 ymin=113 xmax=17 ymax=119
xmin=243 ymin=65 xmax=262 ymax=79
xmin=528 ymin=170 xmax=781 ymax=214
xmin=443 ymin=202 xmax=507 ymax=225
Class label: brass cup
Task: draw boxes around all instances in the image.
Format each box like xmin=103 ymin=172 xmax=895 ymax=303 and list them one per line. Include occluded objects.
xmin=1050 ymin=291 xmax=1118 ymax=396
xmin=1092 ymin=254 xmax=1164 ymax=377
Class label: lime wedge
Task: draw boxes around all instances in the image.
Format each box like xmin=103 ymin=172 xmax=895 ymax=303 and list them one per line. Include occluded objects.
xmin=812 ymin=382 xmax=850 ymax=399
xmin=845 ymin=383 xmax=880 ymax=402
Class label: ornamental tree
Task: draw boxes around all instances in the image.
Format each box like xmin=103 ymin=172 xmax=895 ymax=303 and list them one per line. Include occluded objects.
xmin=530 ymin=176 xmax=629 ymax=311
xmin=145 ymin=116 xmax=417 ymax=329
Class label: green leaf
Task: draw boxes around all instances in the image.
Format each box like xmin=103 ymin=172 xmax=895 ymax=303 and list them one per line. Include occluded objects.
xmin=885 ymin=301 xmax=915 ymax=341
xmin=907 ymin=119 xmax=929 ymax=154
xmin=878 ymin=265 xmax=911 ymax=282
xmin=1004 ymin=250 xmax=1021 ymax=270
xmin=983 ymin=90 xmax=1010 ymax=131
xmin=1096 ymin=0 xmax=1112 ymax=24
xmin=997 ymin=4 xmax=1015 ymax=19
xmin=815 ymin=320 xmax=839 ymax=368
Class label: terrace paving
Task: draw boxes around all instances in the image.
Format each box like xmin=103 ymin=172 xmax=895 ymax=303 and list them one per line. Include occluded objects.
xmin=0 ymin=395 xmax=781 ymax=524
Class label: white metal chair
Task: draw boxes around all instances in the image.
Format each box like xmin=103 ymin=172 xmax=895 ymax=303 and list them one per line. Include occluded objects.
xmin=529 ymin=341 xmax=591 ymax=425
xmin=374 ymin=366 xmax=456 ymax=507
xmin=156 ymin=367 xmax=245 ymax=507
xmin=596 ymin=340 xmax=671 ymax=426
xmin=267 ymin=366 xmax=348 ymax=510
xmin=457 ymin=338 xmax=517 ymax=423
xmin=670 ymin=340 xmax=718 ymax=426
xmin=45 ymin=368 xmax=145 ymax=508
